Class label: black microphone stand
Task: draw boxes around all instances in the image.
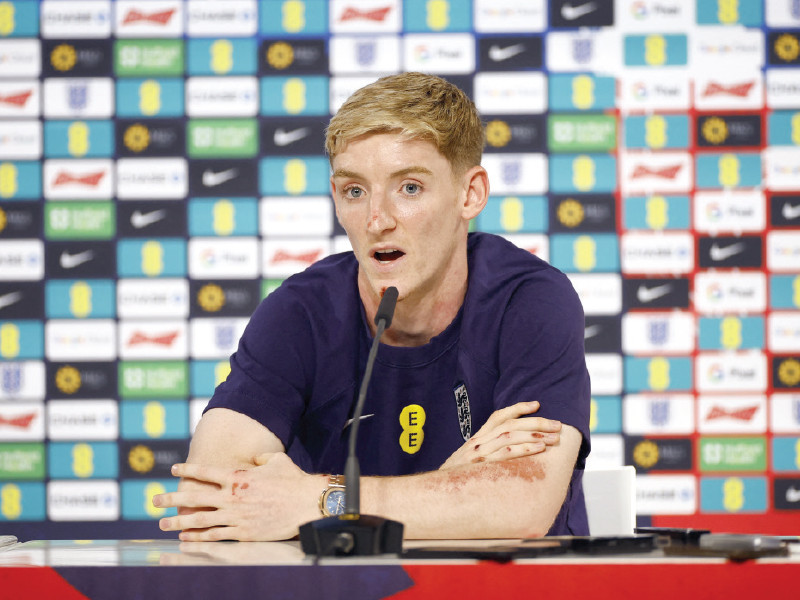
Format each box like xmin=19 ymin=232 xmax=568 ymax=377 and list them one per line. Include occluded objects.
xmin=299 ymin=287 xmax=404 ymax=556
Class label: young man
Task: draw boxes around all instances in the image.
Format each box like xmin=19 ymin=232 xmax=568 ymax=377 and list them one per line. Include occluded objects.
xmin=153 ymin=72 xmax=591 ymax=541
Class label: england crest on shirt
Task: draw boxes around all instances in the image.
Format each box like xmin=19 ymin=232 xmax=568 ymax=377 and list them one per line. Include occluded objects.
xmin=453 ymin=382 xmax=472 ymax=441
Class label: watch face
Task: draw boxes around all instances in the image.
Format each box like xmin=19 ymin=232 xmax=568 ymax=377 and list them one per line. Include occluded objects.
xmin=325 ymin=490 xmax=345 ymax=516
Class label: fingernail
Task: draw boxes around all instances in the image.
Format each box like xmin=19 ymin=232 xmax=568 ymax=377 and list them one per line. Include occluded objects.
xmin=171 ymin=464 xmax=178 ymax=474
xmin=160 ymin=518 xmax=170 ymax=530
xmin=152 ymin=495 xmax=161 ymax=507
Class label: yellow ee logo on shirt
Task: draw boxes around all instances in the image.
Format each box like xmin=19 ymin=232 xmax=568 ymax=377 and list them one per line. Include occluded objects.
xmin=399 ymin=404 xmax=426 ymax=455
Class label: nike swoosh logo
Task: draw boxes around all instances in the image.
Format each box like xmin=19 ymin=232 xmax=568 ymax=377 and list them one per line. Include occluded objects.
xmin=343 ymin=413 xmax=375 ymax=430
xmin=709 ymin=242 xmax=745 ymax=262
xmin=60 ymin=250 xmax=94 ymax=269
xmin=488 ymin=43 xmax=526 ymax=62
xmin=561 ymin=1 xmax=597 ymax=20
xmin=0 ymin=291 xmax=23 ymax=310
xmin=584 ymin=324 xmax=601 ymax=339
xmin=131 ymin=209 xmax=167 ymax=229
xmin=202 ymin=168 xmax=238 ymax=188
xmin=274 ymin=127 xmax=311 ymax=147
xmin=782 ymin=202 xmax=800 ymax=220
xmin=637 ymin=283 xmax=673 ymax=303
xmin=786 ymin=487 xmax=800 ymax=503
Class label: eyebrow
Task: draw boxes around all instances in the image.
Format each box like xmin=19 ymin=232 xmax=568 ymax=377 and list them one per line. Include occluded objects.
xmin=331 ymin=166 xmax=434 ymax=180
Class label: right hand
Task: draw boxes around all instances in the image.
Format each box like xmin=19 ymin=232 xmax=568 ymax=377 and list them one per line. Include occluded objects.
xmin=439 ymin=401 xmax=561 ymax=470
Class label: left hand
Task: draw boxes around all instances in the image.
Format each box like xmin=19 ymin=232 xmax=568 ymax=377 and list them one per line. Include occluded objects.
xmin=153 ymin=453 xmax=325 ymax=542
xmin=439 ymin=401 xmax=561 ymax=470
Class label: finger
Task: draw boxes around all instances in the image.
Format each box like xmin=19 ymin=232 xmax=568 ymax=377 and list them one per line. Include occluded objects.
xmin=475 ymin=441 xmax=546 ymax=464
xmin=473 ymin=430 xmax=551 ymax=457
xmin=171 ymin=462 xmax=232 ymax=485
xmin=153 ymin=491 xmax=223 ymax=510
xmin=470 ymin=417 xmax=560 ymax=449
xmin=504 ymin=416 xmax=562 ymax=434
xmin=160 ymin=509 xmax=229 ymax=532
xmin=178 ymin=526 xmax=242 ymax=542
xmin=478 ymin=401 xmax=540 ymax=432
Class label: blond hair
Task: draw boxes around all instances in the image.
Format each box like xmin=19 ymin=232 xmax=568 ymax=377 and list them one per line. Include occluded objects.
xmin=325 ymin=72 xmax=484 ymax=175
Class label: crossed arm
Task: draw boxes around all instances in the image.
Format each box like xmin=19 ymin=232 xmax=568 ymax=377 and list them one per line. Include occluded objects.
xmin=153 ymin=404 xmax=581 ymax=541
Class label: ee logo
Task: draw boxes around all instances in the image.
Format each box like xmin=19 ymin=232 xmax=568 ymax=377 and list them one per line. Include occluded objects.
xmin=399 ymin=404 xmax=426 ymax=455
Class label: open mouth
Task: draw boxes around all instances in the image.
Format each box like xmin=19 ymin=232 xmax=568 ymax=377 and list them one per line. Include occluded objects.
xmin=373 ymin=249 xmax=405 ymax=264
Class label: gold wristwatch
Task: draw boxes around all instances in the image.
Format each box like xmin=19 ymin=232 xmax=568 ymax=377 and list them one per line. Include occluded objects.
xmin=319 ymin=474 xmax=346 ymax=517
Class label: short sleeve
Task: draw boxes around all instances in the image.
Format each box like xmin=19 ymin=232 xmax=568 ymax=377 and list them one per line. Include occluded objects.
xmin=204 ymin=286 xmax=315 ymax=450
xmin=494 ymin=274 xmax=591 ymax=467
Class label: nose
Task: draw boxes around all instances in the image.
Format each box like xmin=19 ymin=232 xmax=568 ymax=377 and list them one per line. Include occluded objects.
xmin=366 ymin=190 xmax=396 ymax=233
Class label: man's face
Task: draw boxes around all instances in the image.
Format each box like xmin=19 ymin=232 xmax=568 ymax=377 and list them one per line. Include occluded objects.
xmin=330 ymin=133 xmax=472 ymax=306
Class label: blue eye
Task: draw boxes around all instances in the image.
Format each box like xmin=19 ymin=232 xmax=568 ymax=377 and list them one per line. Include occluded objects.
xmin=347 ymin=187 xmax=363 ymax=198
xmin=403 ymin=183 xmax=419 ymax=194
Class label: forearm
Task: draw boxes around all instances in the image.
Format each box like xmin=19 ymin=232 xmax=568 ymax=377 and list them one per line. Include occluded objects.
xmin=360 ymin=457 xmax=559 ymax=539
xmin=360 ymin=425 xmax=581 ymax=539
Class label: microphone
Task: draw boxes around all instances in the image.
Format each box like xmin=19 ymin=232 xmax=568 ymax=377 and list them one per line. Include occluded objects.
xmin=299 ymin=287 xmax=404 ymax=556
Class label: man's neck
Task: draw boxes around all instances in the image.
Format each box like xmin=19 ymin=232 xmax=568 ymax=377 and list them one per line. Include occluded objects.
xmin=360 ymin=257 xmax=469 ymax=348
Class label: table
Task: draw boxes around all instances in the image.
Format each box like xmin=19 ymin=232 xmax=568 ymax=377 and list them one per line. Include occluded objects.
xmin=1 ymin=539 xmax=798 ymax=599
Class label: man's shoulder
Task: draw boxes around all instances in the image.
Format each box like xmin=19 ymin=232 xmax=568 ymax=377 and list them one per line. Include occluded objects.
xmin=467 ymin=232 xmax=574 ymax=298
xmin=260 ymin=251 xmax=360 ymax=320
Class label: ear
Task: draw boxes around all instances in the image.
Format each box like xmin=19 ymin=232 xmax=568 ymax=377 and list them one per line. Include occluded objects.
xmin=330 ymin=176 xmax=341 ymax=222
xmin=460 ymin=165 xmax=489 ymax=221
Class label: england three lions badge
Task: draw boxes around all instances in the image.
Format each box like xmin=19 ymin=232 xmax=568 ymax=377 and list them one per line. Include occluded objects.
xmin=453 ymin=382 xmax=472 ymax=441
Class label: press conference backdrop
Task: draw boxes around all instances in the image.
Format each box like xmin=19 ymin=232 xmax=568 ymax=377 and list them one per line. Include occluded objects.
xmin=1 ymin=0 xmax=800 ymax=539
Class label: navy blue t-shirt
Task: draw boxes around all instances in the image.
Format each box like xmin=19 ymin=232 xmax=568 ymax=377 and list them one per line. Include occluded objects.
xmin=206 ymin=232 xmax=591 ymax=535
